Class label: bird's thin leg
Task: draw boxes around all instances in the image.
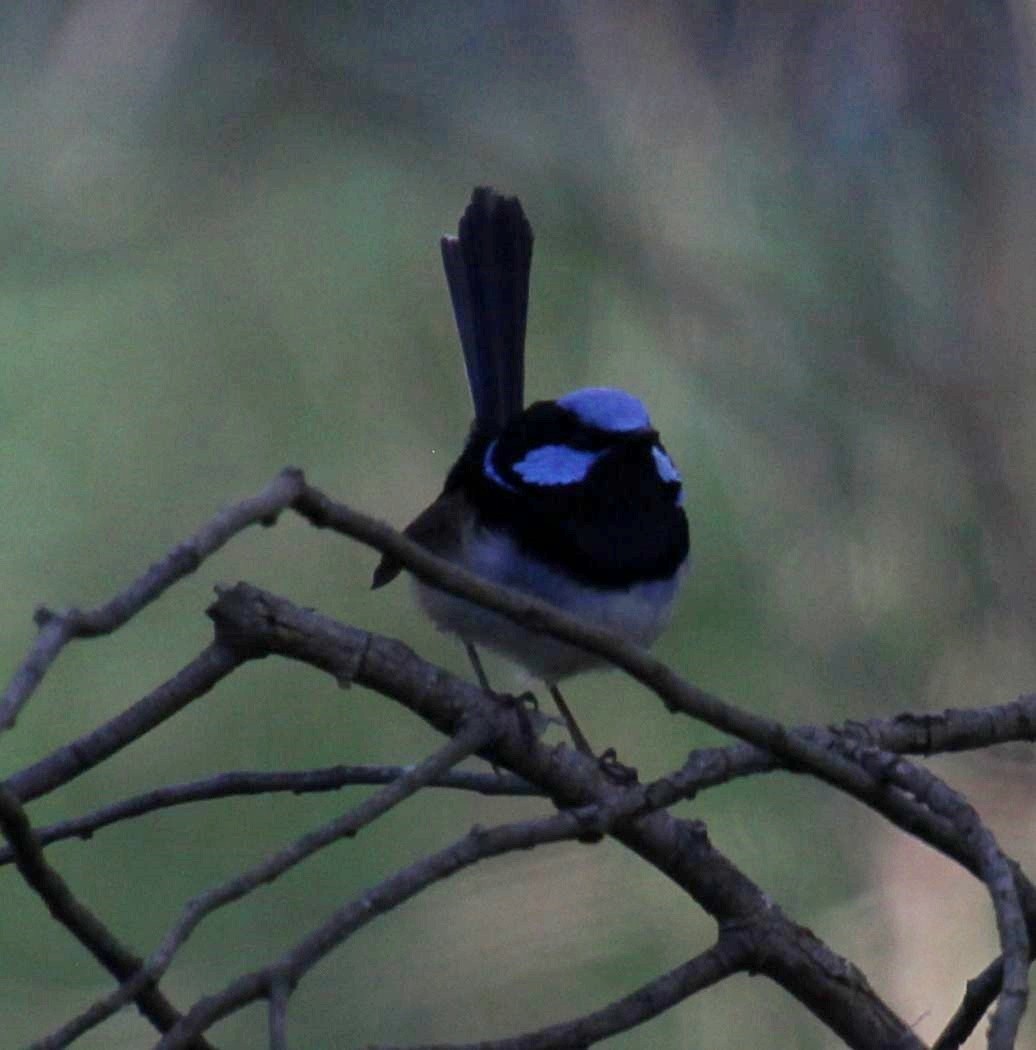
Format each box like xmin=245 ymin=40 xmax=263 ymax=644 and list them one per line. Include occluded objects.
xmin=548 ymin=684 xmax=594 ymax=756
xmin=550 ymin=684 xmax=637 ymax=783
xmin=466 ymin=643 xmax=539 ymax=746
xmin=465 ymin=643 xmax=493 ymax=692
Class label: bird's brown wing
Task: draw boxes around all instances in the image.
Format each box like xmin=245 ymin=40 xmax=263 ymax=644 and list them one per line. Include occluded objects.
xmin=370 ymin=490 xmax=467 ymax=589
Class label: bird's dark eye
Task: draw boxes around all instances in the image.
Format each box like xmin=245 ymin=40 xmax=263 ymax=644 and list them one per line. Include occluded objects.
xmin=511 ymin=444 xmax=604 ymax=486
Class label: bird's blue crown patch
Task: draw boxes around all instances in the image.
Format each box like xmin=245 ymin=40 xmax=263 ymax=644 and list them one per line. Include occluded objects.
xmin=556 ymin=387 xmax=651 ymax=433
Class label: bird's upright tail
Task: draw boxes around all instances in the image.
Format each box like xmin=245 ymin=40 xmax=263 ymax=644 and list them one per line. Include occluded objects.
xmin=441 ymin=187 xmax=533 ymax=434
xmin=370 ymin=188 xmax=533 ymax=592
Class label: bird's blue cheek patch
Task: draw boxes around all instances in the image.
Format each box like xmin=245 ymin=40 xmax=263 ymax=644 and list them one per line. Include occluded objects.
xmin=652 ymin=446 xmax=683 ymax=503
xmin=652 ymin=446 xmax=680 ymax=483
xmin=512 ymin=444 xmax=604 ymax=486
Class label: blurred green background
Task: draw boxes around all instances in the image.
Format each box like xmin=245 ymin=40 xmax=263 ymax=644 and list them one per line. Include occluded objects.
xmin=3 ymin=3 xmax=1036 ymax=1047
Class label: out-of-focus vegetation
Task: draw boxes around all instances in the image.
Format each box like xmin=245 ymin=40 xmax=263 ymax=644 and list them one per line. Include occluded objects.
xmin=2 ymin=3 xmax=1035 ymax=1047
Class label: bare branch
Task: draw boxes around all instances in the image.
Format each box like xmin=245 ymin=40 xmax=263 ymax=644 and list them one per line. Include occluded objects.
xmin=845 ymin=700 xmax=1036 ymax=757
xmin=13 ymin=685 xmax=1036 ymax=870
xmin=649 ymin=695 xmax=1036 ymax=811
xmin=35 ymin=724 xmax=495 ymax=1049
xmin=0 ymin=786 xmax=215 ymax=1050
xmin=152 ymin=787 xmax=758 ymax=1050
xmin=287 ymin=483 xmax=1025 ymax=837
xmin=0 ymin=468 xmax=304 ymax=732
xmin=0 ymin=765 xmax=535 ymax=867
xmin=934 ymin=956 xmax=1004 ymax=1050
xmin=652 ymin=730 xmax=1033 ymax=1043
xmin=16 ymin=570 xmax=912 ymax=1049
xmin=655 ymin=734 xmax=1036 ymax=913
xmin=7 ymin=641 xmax=245 ymax=804
xmin=853 ymin=752 xmax=1029 ymax=1048
xmin=191 ymin=582 xmax=924 ymax=1050
xmin=204 ymin=558 xmax=1028 ymax=1041
xmin=267 ymin=974 xmax=290 ymax=1050
xmin=153 ymin=797 xmax=921 ymax=1050
xmin=0 ymin=614 xmax=76 ymax=735
xmin=5 ymin=472 xmax=1031 ymax=1048
xmin=367 ymin=930 xmax=752 ymax=1050
xmin=151 ymin=806 xmax=629 ymax=1049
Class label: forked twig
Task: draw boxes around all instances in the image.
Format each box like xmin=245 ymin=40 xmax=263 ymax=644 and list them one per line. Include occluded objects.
xmin=33 ymin=723 xmax=494 ymax=1050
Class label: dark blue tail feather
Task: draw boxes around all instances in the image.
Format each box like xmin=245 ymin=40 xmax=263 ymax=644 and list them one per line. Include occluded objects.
xmin=441 ymin=187 xmax=533 ymax=434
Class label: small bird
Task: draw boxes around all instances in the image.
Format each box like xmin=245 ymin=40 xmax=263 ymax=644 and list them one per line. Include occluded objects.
xmin=373 ymin=187 xmax=689 ymax=759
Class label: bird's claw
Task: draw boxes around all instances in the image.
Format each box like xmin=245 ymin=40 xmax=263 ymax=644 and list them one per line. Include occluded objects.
xmin=597 ymin=748 xmax=638 ymax=785
xmin=515 ymin=690 xmax=539 ymax=712
xmin=501 ymin=690 xmax=551 ymax=741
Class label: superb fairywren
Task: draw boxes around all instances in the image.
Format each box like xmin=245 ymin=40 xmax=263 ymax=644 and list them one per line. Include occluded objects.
xmin=373 ymin=187 xmax=689 ymax=756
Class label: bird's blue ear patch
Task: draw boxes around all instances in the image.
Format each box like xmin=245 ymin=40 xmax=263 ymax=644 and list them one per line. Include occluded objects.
xmin=652 ymin=446 xmax=684 ymax=504
xmin=557 ymin=387 xmax=650 ymax=433
xmin=512 ymin=444 xmax=604 ymax=486
xmin=652 ymin=446 xmax=681 ymax=484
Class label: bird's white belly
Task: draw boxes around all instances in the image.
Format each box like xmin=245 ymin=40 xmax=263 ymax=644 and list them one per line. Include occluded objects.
xmin=413 ymin=526 xmax=685 ymax=683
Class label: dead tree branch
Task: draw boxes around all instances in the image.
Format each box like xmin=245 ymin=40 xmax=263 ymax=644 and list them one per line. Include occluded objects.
xmin=2 ymin=469 xmax=1034 ymax=1048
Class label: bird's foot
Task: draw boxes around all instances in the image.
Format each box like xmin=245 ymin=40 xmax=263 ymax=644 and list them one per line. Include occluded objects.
xmin=515 ymin=689 xmax=539 ymax=712
xmin=597 ymin=748 xmax=638 ymax=785
xmin=502 ymin=690 xmax=557 ymax=742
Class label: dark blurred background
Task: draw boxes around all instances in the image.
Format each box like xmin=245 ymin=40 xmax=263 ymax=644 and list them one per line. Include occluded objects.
xmin=3 ymin=2 xmax=1035 ymax=1046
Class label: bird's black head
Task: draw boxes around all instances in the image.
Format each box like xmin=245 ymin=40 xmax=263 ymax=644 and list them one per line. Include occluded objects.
xmin=446 ymin=387 xmax=689 ymax=588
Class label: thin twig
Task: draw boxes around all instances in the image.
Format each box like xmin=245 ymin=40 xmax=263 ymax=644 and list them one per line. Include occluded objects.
xmin=651 ymin=729 xmax=1033 ymax=1046
xmin=0 ymin=468 xmax=304 ymax=732
xmin=0 ymin=765 xmax=535 ymax=867
xmin=36 ymin=724 xmax=495 ymax=1050
xmin=7 ymin=641 xmax=246 ymax=804
xmin=152 ymin=799 xmax=651 ymax=1049
xmin=934 ymin=956 xmax=1004 ymax=1050
xmin=0 ymin=786 xmax=215 ymax=1050
xmin=10 ymin=697 xmax=1036 ymax=882
xmin=268 ymin=974 xmax=291 ymax=1050
xmin=12 ymin=689 xmax=1036 ymax=870
xmin=852 ymin=751 xmax=1029 ymax=1049
xmin=368 ymin=930 xmax=753 ymax=1050
xmin=640 ymin=696 xmax=1036 ymax=812
xmin=0 ymin=614 xmax=76 ymax=734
